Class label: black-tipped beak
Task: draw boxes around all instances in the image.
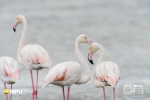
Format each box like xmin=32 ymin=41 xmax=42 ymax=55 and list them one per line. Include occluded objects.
xmin=13 ymin=28 xmax=16 ymax=32
xmin=87 ymin=51 xmax=93 ymax=65
xmin=88 ymin=59 xmax=93 ymax=65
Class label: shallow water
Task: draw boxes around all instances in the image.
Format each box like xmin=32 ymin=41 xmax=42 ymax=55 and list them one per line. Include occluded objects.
xmin=0 ymin=0 xmax=150 ymax=100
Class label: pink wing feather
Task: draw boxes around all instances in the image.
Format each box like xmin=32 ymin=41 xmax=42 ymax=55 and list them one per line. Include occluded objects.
xmin=42 ymin=62 xmax=69 ymax=88
xmin=96 ymin=61 xmax=120 ymax=86
xmin=42 ymin=61 xmax=81 ymax=88
xmin=0 ymin=57 xmax=20 ymax=84
xmin=19 ymin=44 xmax=52 ymax=70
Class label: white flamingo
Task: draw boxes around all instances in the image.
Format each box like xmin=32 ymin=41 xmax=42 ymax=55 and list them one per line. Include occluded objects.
xmin=0 ymin=57 xmax=20 ymax=100
xmin=12 ymin=15 xmax=52 ymax=100
xmin=42 ymin=34 xmax=93 ymax=100
xmin=87 ymin=43 xmax=120 ymax=100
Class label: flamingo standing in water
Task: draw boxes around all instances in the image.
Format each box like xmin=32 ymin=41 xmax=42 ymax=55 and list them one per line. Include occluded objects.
xmin=87 ymin=43 xmax=120 ymax=100
xmin=0 ymin=57 xmax=20 ymax=100
xmin=42 ymin=34 xmax=93 ymax=100
xmin=12 ymin=15 xmax=52 ymax=100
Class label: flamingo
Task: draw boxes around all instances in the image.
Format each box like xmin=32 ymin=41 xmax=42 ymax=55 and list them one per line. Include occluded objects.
xmin=0 ymin=57 xmax=20 ymax=100
xmin=87 ymin=43 xmax=120 ymax=100
xmin=42 ymin=34 xmax=93 ymax=100
xmin=12 ymin=15 xmax=52 ymax=100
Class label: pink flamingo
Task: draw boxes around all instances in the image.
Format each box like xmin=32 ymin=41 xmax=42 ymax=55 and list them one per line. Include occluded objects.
xmin=42 ymin=34 xmax=93 ymax=100
xmin=0 ymin=57 xmax=20 ymax=100
xmin=12 ymin=15 xmax=52 ymax=100
xmin=88 ymin=43 xmax=120 ymax=100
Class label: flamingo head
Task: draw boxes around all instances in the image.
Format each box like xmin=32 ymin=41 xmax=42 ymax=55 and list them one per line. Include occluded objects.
xmin=87 ymin=43 xmax=100 ymax=64
xmin=77 ymin=34 xmax=93 ymax=45
xmin=13 ymin=15 xmax=25 ymax=32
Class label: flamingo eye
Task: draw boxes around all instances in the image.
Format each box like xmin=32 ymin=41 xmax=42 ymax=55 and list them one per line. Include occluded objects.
xmin=84 ymin=37 xmax=87 ymax=39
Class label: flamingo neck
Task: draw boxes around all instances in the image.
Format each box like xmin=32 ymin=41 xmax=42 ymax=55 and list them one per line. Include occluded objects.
xmin=91 ymin=44 xmax=105 ymax=87
xmin=95 ymin=44 xmax=105 ymax=66
xmin=17 ymin=17 xmax=27 ymax=61
xmin=75 ymin=38 xmax=91 ymax=84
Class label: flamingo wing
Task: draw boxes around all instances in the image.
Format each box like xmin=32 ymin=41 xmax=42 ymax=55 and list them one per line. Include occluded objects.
xmin=96 ymin=61 xmax=120 ymax=86
xmin=19 ymin=44 xmax=52 ymax=70
xmin=0 ymin=57 xmax=20 ymax=84
xmin=43 ymin=61 xmax=81 ymax=88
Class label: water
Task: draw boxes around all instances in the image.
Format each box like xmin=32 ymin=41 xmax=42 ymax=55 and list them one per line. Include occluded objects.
xmin=0 ymin=0 xmax=150 ymax=99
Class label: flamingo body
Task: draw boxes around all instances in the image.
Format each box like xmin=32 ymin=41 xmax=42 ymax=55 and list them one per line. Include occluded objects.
xmin=43 ymin=61 xmax=82 ymax=87
xmin=0 ymin=57 xmax=20 ymax=84
xmin=18 ymin=44 xmax=51 ymax=70
xmin=95 ymin=61 xmax=120 ymax=87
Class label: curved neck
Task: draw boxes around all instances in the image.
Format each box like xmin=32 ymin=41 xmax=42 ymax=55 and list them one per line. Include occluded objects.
xmin=75 ymin=39 xmax=91 ymax=84
xmin=17 ymin=17 xmax=27 ymax=61
xmin=91 ymin=44 xmax=105 ymax=87
xmin=96 ymin=44 xmax=105 ymax=66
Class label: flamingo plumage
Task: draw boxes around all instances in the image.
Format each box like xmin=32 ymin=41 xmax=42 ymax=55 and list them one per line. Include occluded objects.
xmin=88 ymin=43 xmax=120 ymax=100
xmin=42 ymin=34 xmax=93 ymax=100
xmin=0 ymin=57 xmax=20 ymax=100
xmin=12 ymin=15 xmax=52 ymax=100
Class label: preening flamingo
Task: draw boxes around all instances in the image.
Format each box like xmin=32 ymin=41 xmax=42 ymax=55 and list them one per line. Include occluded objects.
xmin=0 ymin=57 xmax=20 ymax=100
xmin=12 ymin=15 xmax=52 ymax=100
xmin=42 ymin=34 xmax=93 ymax=100
xmin=88 ymin=43 xmax=120 ymax=100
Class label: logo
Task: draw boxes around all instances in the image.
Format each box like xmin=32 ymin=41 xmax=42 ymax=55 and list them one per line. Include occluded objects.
xmin=3 ymin=89 xmax=31 ymax=94
xmin=123 ymin=85 xmax=144 ymax=94
xmin=4 ymin=89 xmax=10 ymax=94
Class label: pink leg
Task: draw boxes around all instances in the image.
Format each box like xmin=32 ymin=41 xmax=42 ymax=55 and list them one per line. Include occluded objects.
xmin=35 ymin=70 xmax=38 ymax=100
xmin=30 ymin=70 xmax=35 ymax=100
xmin=113 ymin=87 xmax=116 ymax=100
xmin=67 ymin=87 xmax=70 ymax=100
xmin=4 ymin=83 xmax=8 ymax=100
xmin=62 ymin=87 xmax=65 ymax=100
xmin=10 ymin=84 xmax=12 ymax=100
xmin=102 ymin=87 xmax=106 ymax=100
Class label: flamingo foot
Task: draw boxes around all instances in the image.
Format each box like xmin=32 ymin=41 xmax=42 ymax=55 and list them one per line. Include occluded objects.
xmin=35 ymin=90 xmax=38 ymax=95
xmin=32 ymin=90 xmax=38 ymax=100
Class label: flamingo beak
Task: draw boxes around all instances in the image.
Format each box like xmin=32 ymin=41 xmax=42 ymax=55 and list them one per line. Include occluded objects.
xmin=13 ymin=20 xmax=18 ymax=32
xmin=87 ymin=38 xmax=93 ymax=45
xmin=87 ymin=51 xmax=93 ymax=64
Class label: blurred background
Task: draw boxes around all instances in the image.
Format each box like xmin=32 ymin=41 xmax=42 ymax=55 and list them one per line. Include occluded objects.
xmin=0 ymin=0 xmax=150 ymax=100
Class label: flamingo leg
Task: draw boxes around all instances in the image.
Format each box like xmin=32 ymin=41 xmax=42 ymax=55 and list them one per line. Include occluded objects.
xmin=67 ymin=87 xmax=70 ymax=100
xmin=10 ymin=84 xmax=12 ymax=100
xmin=4 ymin=83 xmax=8 ymax=100
xmin=35 ymin=70 xmax=38 ymax=100
xmin=113 ymin=87 xmax=116 ymax=100
xmin=30 ymin=70 xmax=35 ymax=100
xmin=102 ymin=87 xmax=106 ymax=100
xmin=62 ymin=87 xmax=65 ymax=100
